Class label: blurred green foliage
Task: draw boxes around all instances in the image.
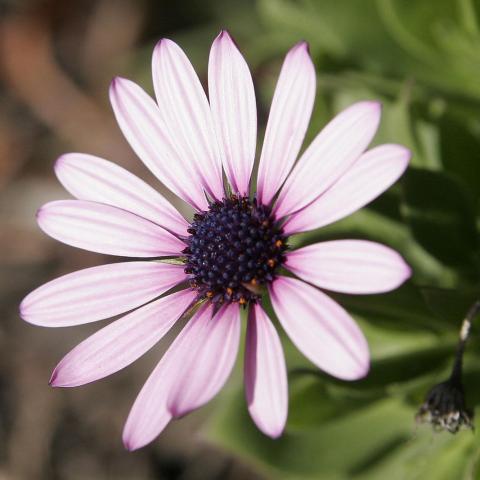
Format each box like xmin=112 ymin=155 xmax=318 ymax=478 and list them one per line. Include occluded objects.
xmin=195 ymin=0 xmax=480 ymax=478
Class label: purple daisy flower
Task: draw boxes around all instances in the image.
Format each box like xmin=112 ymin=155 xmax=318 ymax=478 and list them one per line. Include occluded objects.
xmin=20 ymin=30 xmax=411 ymax=450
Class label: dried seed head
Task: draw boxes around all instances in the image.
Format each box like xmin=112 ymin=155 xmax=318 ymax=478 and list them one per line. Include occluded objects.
xmin=416 ymin=379 xmax=474 ymax=433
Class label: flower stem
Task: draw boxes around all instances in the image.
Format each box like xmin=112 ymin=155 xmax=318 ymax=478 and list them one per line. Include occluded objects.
xmin=449 ymin=300 xmax=480 ymax=384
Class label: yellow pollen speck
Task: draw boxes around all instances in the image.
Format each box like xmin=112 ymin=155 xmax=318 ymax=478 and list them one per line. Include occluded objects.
xmin=267 ymin=259 xmax=276 ymax=268
xmin=226 ymin=287 xmax=233 ymax=296
xmin=206 ymin=291 xmax=214 ymax=298
xmin=251 ymin=278 xmax=258 ymax=286
xmin=239 ymin=297 xmax=246 ymax=305
xmin=275 ymin=240 xmax=283 ymax=248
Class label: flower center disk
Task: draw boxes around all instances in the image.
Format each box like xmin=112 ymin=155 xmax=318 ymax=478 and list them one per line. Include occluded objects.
xmin=183 ymin=195 xmax=287 ymax=305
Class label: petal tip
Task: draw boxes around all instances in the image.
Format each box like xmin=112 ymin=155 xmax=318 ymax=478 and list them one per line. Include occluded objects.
xmin=249 ymin=404 xmax=287 ymax=439
xmin=261 ymin=423 xmax=285 ymax=439
xmin=109 ymin=76 xmax=128 ymax=93
xmin=54 ymin=154 xmax=71 ymax=176
xmin=353 ymin=355 xmax=371 ymax=380
xmin=18 ymin=297 xmax=29 ymax=321
xmin=353 ymin=369 xmax=370 ymax=381
xmin=122 ymin=431 xmax=148 ymax=452
xmin=401 ymin=261 xmax=413 ymax=283
xmin=36 ymin=203 xmax=52 ymax=230
xmin=154 ymin=37 xmax=164 ymax=47
xmin=288 ymin=41 xmax=313 ymax=65
xmin=217 ymin=29 xmax=231 ymax=40
xmin=153 ymin=37 xmax=173 ymax=52
xmin=399 ymin=145 xmax=413 ymax=164
xmin=385 ymin=144 xmax=412 ymax=168
xmin=49 ymin=370 xmax=59 ymax=387
xmin=269 ymin=429 xmax=285 ymax=440
xmin=354 ymin=100 xmax=382 ymax=131
xmin=382 ymin=250 xmax=413 ymax=291
xmin=54 ymin=153 xmax=66 ymax=165
xmin=351 ymin=99 xmax=382 ymax=118
xmin=19 ymin=294 xmax=45 ymax=326
xmin=122 ymin=436 xmax=136 ymax=452
xmin=294 ymin=40 xmax=310 ymax=53
xmin=214 ymin=29 xmax=235 ymax=47
xmin=110 ymin=76 xmax=119 ymax=88
xmin=109 ymin=78 xmax=121 ymax=99
xmin=358 ymin=361 xmax=371 ymax=379
xmin=339 ymin=358 xmax=370 ymax=381
xmin=366 ymin=99 xmax=382 ymax=114
xmin=49 ymin=365 xmax=71 ymax=387
xmin=35 ymin=205 xmax=44 ymax=222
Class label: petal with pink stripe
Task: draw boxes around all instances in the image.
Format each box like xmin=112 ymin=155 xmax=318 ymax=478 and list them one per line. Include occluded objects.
xmin=284 ymin=144 xmax=410 ymax=234
xmin=274 ymin=101 xmax=381 ymax=218
xmin=166 ymin=303 xmax=241 ymax=416
xmin=20 ymin=262 xmax=186 ymax=326
xmin=55 ymin=153 xmax=188 ymax=236
xmin=110 ymin=77 xmax=208 ymax=210
xmin=209 ymin=30 xmax=257 ymax=195
xmin=50 ymin=289 xmax=196 ymax=387
xmin=37 ymin=200 xmax=185 ymax=257
xmin=269 ymin=277 xmax=369 ymax=380
xmin=286 ymin=240 xmax=411 ymax=294
xmin=256 ymin=42 xmax=315 ymax=205
xmin=152 ymin=39 xmax=224 ymax=201
xmin=245 ymin=304 xmax=288 ymax=438
xmin=123 ymin=304 xmax=241 ymax=451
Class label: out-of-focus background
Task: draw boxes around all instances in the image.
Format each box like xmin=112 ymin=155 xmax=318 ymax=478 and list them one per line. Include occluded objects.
xmin=2 ymin=0 xmax=480 ymax=479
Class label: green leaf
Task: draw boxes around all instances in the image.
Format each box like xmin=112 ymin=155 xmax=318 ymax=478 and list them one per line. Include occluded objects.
xmin=420 ymin=286 xmax=480 ymax=326
xmin=206 ymin=392 xmax=413 ymax=479
xmin=438 ymin=114 xmax=480 ymax=201
xmin=401 ymin=168 xmax=479 ymax=272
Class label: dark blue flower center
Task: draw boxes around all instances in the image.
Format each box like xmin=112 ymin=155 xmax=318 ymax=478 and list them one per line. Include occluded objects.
xmin=183 ymin=195 xmax=288 ymax=305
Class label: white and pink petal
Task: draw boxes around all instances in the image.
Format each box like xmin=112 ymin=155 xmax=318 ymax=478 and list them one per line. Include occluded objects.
xmin=37 ymin=200 xmax=185 ymax=257
xmin=152 ymin=39 xmax=224 ymax=201
xmin=286 ymin=240 xmax=411 ymax=294
xmin=20 ymin=261 xmax=186 ymax=327
xmin=109 ymin=77 xmax=209 ymax=210
xmin=245 ymin=304 xmax=288 ymax=438
xmin=256 ymin=42 xmax=316 ymax=206
xmin=50 ymin=289 xmax=196 ymax=387
xmin=269 ymin=277 xmax=369 ymax=380
xmin=284 ymin=144 xmax=410 ymax=234
xmin=55 ymin=153 xmax=188 ymax=236
xmin=123 ymin=306 xmax=212 ymax=451
xmin=123 ymin=304 xmax=241 ymax=451
xmin=166 ymin=303 xmax=241 ymax=416
xmin=274 ymin=101 xmax=382 ymax=218
xmin=209 ymin=30 xmax=257 ymax=195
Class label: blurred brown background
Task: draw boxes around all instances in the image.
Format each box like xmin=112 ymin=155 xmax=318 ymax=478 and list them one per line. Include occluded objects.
xmin=0 ymin=1 xmax=263 ymax=478
xmin=5 ymin=1 xmax=480 ymax=479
